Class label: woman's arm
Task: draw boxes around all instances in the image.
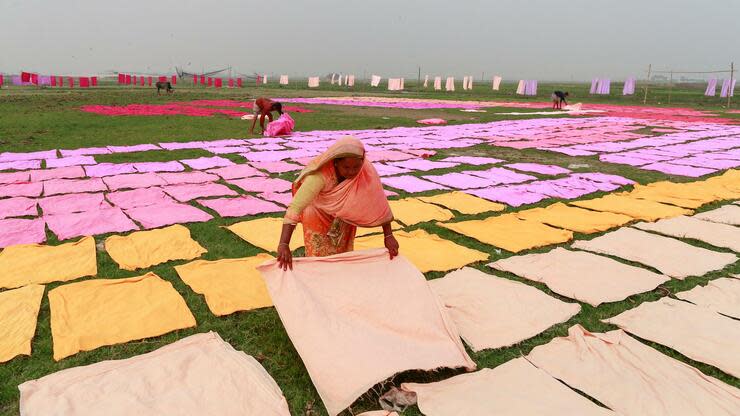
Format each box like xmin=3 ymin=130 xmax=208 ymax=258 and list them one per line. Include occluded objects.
xmin=278 ymin=173 xmax=325 ymax=270
xmin=277 ymin=223 xmax=296 ymax=270
xmin=382 ymin=221 xmax=399 ymax=259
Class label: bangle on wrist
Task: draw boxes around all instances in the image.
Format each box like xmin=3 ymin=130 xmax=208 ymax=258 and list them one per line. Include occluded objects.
xmin=384 ymin=234 xmax=394 ymax=240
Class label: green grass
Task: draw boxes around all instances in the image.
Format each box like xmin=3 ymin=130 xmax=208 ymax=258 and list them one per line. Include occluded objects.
xmin=0 ymin=83 xmax=738 ymax=415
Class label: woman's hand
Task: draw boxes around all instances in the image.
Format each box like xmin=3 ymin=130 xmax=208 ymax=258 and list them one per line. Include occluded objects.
xmin=277 ymin=243 xmax=293 ymax=270
xmin=384 ymin=234 xmax=399 ymax=260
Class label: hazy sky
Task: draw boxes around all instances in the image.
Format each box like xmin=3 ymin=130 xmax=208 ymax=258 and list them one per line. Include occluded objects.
xmin=1 ymin=0 xmax=738 ymax=81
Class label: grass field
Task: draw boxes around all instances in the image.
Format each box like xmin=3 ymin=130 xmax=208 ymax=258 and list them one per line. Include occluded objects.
xmin=0 ymin=81 xmax=738 ymax=415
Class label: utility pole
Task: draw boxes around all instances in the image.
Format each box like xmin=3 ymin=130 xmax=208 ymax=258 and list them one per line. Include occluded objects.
xmin=643 ymin=64 xmax=652 ymax=104
xmin=418 ymin=66 xmax=421 ymax=90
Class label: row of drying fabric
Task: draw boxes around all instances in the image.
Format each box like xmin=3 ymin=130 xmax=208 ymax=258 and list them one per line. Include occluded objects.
xmin=591 ymin=77 xmax=637 ymax=95
xmin=705 ymin=78 xmax=736 ymax=97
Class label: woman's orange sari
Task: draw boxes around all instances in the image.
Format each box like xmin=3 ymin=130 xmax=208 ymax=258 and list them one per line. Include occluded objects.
xmin=291 ymin=137 xmax=393 ymax=257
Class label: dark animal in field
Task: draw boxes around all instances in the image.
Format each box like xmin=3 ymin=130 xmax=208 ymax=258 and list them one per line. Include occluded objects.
xmin=156 ymin=81 xmax=173 ymax=95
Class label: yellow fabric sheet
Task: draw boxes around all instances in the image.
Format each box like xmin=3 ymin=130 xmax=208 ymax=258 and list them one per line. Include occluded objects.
xmin=226 ymin=217 xmax=304 ymax=252
xmin=355 ymin=221 xmax=402 ymax=237
xmin=515 ymin=202 xmax=633 ymax=234
xmin=175 ymin=253 xmax=274 ymax=316
xmin=438 ymin=214 xmax=573 ymax=253
xmin=388 ymin=198 xmax=454 ymax=226
xmin=0 ymin=237 xmax=97 ymax=290
xmin=0 ymin=284 xmax=45 ymax=363
xmin=49 ymin=272 xmax=196 ymax=361
xmin=418 ymin=192 xmax=506 ymax=215
xmin=354 ymin=229 xmax=488 ymax=272
xmin=627 ymin=181 xmax=722 ymax=208
xmin=702 ymin=169 xmax=740 ymax=199
xmin=105 ymin=225 xmax=207 ymax=271
xmin=570 ymin=194 xmax=692 ymax=221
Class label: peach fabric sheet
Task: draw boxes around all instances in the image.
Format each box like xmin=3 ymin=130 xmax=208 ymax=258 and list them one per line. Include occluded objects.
xmin=489 ymin=247 xmax=669 ymax=306
xmin=48 ymin=272 xmax=196 ymax=361
xmin=570 ymin=194 xmax=692 ymax=221
xmin=354 ymin=229 xmax=488 ymax=272
xmin=0 ymin=236 xmax=97 ymax=289
xmin=694 ymin=204 xmax=740 ymax=226
xmin=174 ymin=253 xmax=274 ymax=316
xmin=104 ymin=225 xmax=207 ymax=270
xmin=19 ymin=332 xmax=290 ymax=416
xmin=226 ymin=217 xmax=304 ymax=251
xmin=515 ymin=202 xmax=633 ymax=234
xmin=572 ymin=228 xmax=737 ymax=279
xmin=402 ymin=358 xmax=614 ymax=416
xmin=257 ymin=249 xmax=475 ymax=416
xmin=0 ymin=284 xmax=44 ymax=363
xmin=430 ymin=268 xmax=580 ymax=351
xmin=438 ymin=214 xmax=573 ymax=253
xmin=527 ymin=325 xmax=740 ymax=416
xmin=634 ymin=215 xmax=740 ymax=252
xmin=604 ymin=297 xmax=740 ymax=378
xmin=676 ymin=277 xmax=740 ymax=319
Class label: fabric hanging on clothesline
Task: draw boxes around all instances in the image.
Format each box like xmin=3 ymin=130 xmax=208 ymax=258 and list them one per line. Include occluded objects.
xmin=434 ymin=76 xmax=442 ymax=90
xmin=462 ymin=76 xmax=469 ymax=90
xmin=279 ymin=75 xmax=288 ymax=85
xmin=623 ymin=77 xmax=635 ymax=95
xmin=466 ymin=76 xmax=473 ymax=90
xmin=347 ymin=75 xmax=355 ymax=86
xmin=720 ymin=78 xmax=736 ymax=98
xmin=590 ymin=78 xmax=599 ymax=94
xmin=516 ymin=80 xmax=526 ymax=95
xmin=524 ymin=80 xmax=538 ymax=96
xmin=492 ymin=75 xmax=502 ymax=90
xmin=445 ymin=77 xmax=455 ymax=91
xmin=330 ymin=73 xmax=336 ymax=85
xmin=337 ymin=75 xmax=343 ymax=86
xmin=705 ymin=78 xmax=718 ymax=96
xmin=308 ymin=77 xmax=319 ymax=88
xmin=371 ymin=75 xmax=381 ymax=87
xmin=423 ymin=74 xmax=429 ymax=87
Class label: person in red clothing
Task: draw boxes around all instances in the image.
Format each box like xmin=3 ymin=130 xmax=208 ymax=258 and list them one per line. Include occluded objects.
xmin=249 ymin=97 xmax=283 ymax=134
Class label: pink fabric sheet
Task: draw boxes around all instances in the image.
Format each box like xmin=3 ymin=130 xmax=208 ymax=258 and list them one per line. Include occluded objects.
xmin=642 ymin=162 xmax=717 ymax=177
xmin=158 ymin=172 xmax=220 ymax=185
xmin=104 ymin=173 xmax=168 ymax=191
xmin=0 ymin=182 xmax=44 ymax=198
xmin=106 ymin=187 xmax=175 ymax=209
xmin=197 ymin=196 xmax=283 ymax=217
xmin=44 ymin=156 xmax=96 ymax=168
xmin=180 ymin=156 xmax=235 ymax=170
xmin=38 ymin=193 xmax=111 ymax=215
xmin=467 ymin=186 xmax=549 ymax=206
xmin=84 ymin=163 xmax=137 ymax=177
xmin=44 ymin=207 xmax=139 ymax=240
xmin=227 ymin=177 xmax=292 ymax=193
xmin=0 ymin=150 xmax=58 ymax=162
xmin=373 ymin=164 xmax=412 ymax=177
xmin=0 ymin=197 xmax=38 ymax=219
xmin=124 ymin=202 xmax=213 ymax=229
xmin=0 ymin=171 xmax=30 ymax=185
xmin=0 ymin=160 xmax=42 ymax=171
xmin=30 ymin=166 xmax=86 ymax=182
xmin=504 ymin=163 xmax=571 ymax=175
xmin=133 ymin=161 xmax=185 ymax=173
xmin=207 ymin=164 xmax=266 ymax=179
xmin=465 ymin=167 xmax=537 ymax=184
xmin=42 ymin=178 xmax=107 ymax=196
xmin=389 ymin=159 xmax=459 ymax=171
xmin=0 ymin=218 xmax=46 ymax=247
xmin=162 ymin=183 xmax=238 ymax=202
xmin=107 ymin=144 xmax=161 ymax=153
xmin=381 ymin=175 xmax=449 ymax=193
xmin=256 ymin=192 xmax=293 ymax=206
xmin=422 ymin=172 xmax=495 ymax=189
xmin=248 ymin=161 xmax=303 ymax=173
xmin=60 ymin=147 xmax=111 ymax=157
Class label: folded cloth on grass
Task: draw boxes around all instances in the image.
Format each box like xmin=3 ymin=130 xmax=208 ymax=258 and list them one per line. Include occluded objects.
xmin=207 ymin=164 xmax=266 ymax=179
xmin=572 ymin=228 xmax=736 ymax=279
xmin=438 ymin=214 xmax=573 ymax=253
xmin=180 ymin=156 xmax=235 ymax=170
xmin=676 ymin=277 xmax=740 ymax=319
xmin=489 ymin=247 xmax=669 ymax=306
xmin=45 ymin=207 xmax=139 ymax=240
xmin=634 ymin=215 xmax=740 ymax=252
xmin=105 ymin=224 xmax=206 ymax=270
xmin=0 ymin=218 xmax=47 ymax=248
xmin=0 ymin=236 xmax=96 ymax=289
xmin=0 ymin=285 xmax=45 ymax=363
xmin=157 ymin=171 xmax=219 ymax=185
xmin=226 ymin=217 xmax=305 ymax=251
xmin=418 ymin=191 xmax=505 ymax=214
xmin=387 ymin=198 xmax=454 ymax=225
xmin=627 ymin=181 xmax=724 ymax=208
xmin=694 ymin=204 xmax=740 ymax=226
xmin=198 ymin=195 xmax=283 ymax=217
xmin=38 ymin=192 xmax=111 ymax=215
xmin=514 ymin=202 xmax=633 ymax=234
xmin=381 ymin=175 xmax=449 ymax=193
xmin=257 ymin=249 xmax=475 ymax=416
xmin=0 ymin=182 xmax=43 ymax=198
xmin=48 ymin=272 xmax=196 ymax=361
xmin=124 ymin=202 xmax=213 ymax=229
xmin=604 ymin=297 xmax=740 ymax=378
xmin=527 ymin=325 xmax=740 ymax=416
xmin=354 ymin=229 xmax=488 ymax=272
xmin=570 ymin=194 xmax=692 ymax=221
xmin=162 ymin=182 xmax=238 ymax=202
xmin=227 ymin=177 xmax=292 ymax=193
xmin=29 ymin=166 xmax=86 ymax=182
xmin=106 ymin=187 xmax=174 ymax=209
xmin=103 ymin=172 xmax=168 ymax=191
xmin=19 ymin=332 xmax=290 ymax=416
xmin=430 ymin=268 xmax=580 ymax=351
xmin=42 ymin=178 xmax=107 ymax=196
xmin=401 ymin=358 xmax=614 ymax=416
xmin=0 ymin=197 xmax=37 ymax=219
xmin=175 ymin=253 xmax=274 ymax=316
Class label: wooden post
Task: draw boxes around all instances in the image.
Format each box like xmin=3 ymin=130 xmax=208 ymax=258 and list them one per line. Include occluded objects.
xmin=643 ymin=64 xmax=651 ymax=104
xmin=668 ymin=70 xmax=673 ymax=104
xmin=418 ymin=66 xmax=421 ymax=90
xmin=729 ymin=62 xmax=735 ymax=108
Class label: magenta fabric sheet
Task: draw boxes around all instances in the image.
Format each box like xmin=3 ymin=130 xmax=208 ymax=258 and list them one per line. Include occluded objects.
xmin=544 ymin=147 xmax=597 ymax=156
xmin=389 ymin=159 xmax=458 ymax=171
xmin=45 ymin=208 xmax=138 ymax=240
xmin=124 ymin=202 xmax=212 ymax=229
xmin=103 ymin=173 xmax=168 ymax=191
xmin=0 ymin=182 xmax=44 ymax=198
xmin=207 ymin=164 xmax=266 ymax=179
xmin=422 ymin=172 xmax=494 ymax=189
xmin=467 ymin=186 xmax=549 ymax=206
xmin=504 ymin=163 xmax=571 ymax=175
xmin=671 ymin=157 xmax=740 ymax=170
xmin=205 ymin=146 xmax=252 ymax=155
xmin=642 ymin=162 xmax=717 ymax=177
xmin=202 ymin=139 xmax=248 ymax=148
xmin=0 ymin=150 xmax=58 ymax=162
xmin=257 ymin=192 xmax=293 ymax=206
xmin=158 ymin=171 xmax=219 ymax=185
xmin=599 ymin=154 xmax=651 ymax=166
xmin=60 ymin=147 xmax=111 ymax=157
xmin=242 ymin=149 xmax=320 ymax=163
xmin=107 ymin=144 xmax=161 ymax=153
xmin=106 ymin=187 xmax=175 ymax=209
xmin=465 ymin=167 xmax=537 ymax=184
xmin=227 ymin=177 xmax=292 ymax=193
xmin=0 ymin=197 xmax=37 ymax=219
xmin=197 ymin=196 xmax=283 ymax=217
xmin=0 ymin=218 xmax=46 ymax=247
xmin=365 ymin=150 xmax=415 ymax=162
xmin=438 ymin=156 xmax=504 ymax=166
xmin=251 ymin=143 xmax=285 ymax=151
xmin=45 ymin=156 xmax=96 ymax=168
xmin=247 ymin=160 xmax=303 ymax=173
xmin=180 ymin=156 xmax=235 ymax=170
xmin=0 ymin=172 xmax=30 ymax=185
xmin=571 ymin=173 xmax=634 ymax=186
xmin=381 ymin=175 xmax=449 ymax=193
xmin=373 ymin=164 xmax=412 ymax=177
xmin=84 ymin=163 xmax=137 ymax=177
xmin=133 ymin=161 xmax=185 ymax=173
xmin=30 ymin=166 xmax=86 ymax=182
xmin=0 ymin=160 xmax=42 ymax=171
xmin=39 ymin=193 xmax=111 ymax=215
xmin=42 ymin=178 xmax=107 ymax=196
xmin=158 ymin=141 xmax=209 ymax=150
xmin=162 ymin=183 xmax=238 ymax=202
